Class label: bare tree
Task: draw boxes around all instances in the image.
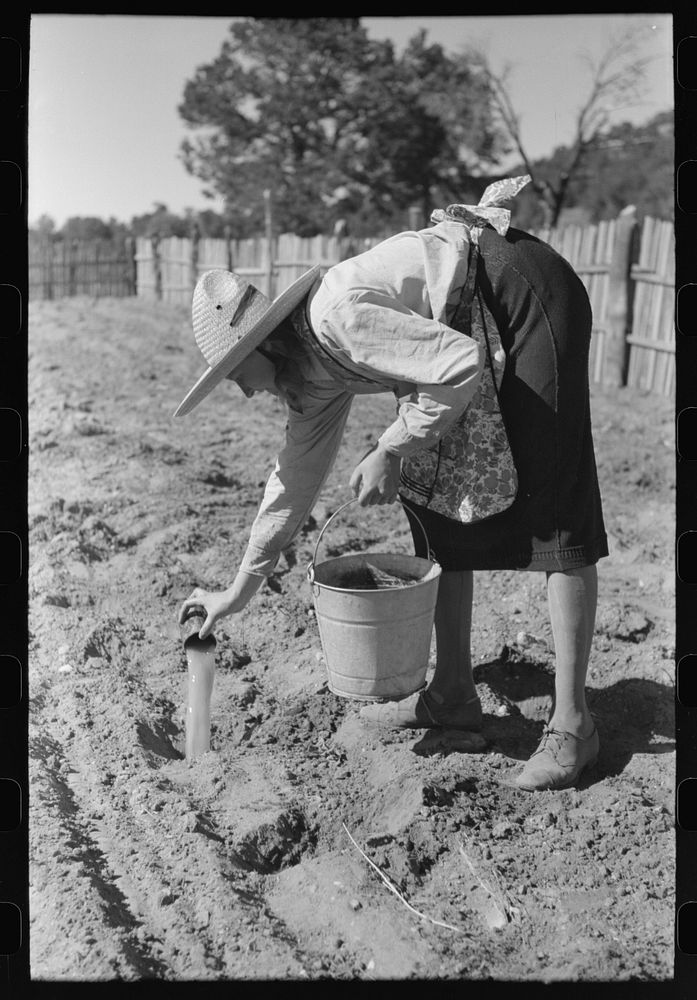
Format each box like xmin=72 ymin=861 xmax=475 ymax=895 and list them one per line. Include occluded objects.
xmin=467 ymin=28 xmax=652 ymax=226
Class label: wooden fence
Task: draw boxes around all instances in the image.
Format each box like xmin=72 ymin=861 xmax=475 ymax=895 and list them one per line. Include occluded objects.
xmin=29 ymin=210 xmax=674 ymax=397
xmin=132 ymin=231 xmax=363 ymax=305
xmin=28 ymin=237 xmax=137 ymax=299
xmin=626 ymin=215 xmax=675 ymax=396
xmin=532 ymin=209 xmax=675 ymax=397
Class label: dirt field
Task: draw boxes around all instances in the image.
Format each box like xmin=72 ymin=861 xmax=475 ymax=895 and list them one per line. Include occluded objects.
xmin=28 ymin=295 xmax=674 ymax=982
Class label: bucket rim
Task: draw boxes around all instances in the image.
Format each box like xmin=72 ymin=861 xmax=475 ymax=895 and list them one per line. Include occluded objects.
xmin=310 ymin=553 xmax=441 ymax=594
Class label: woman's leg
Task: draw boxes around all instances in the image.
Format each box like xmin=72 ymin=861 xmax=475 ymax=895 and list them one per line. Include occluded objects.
xmin=515 ymin=564 xmax=599 ymax=790
xmin=546 ymin=565 xmax=597 ymax=737
xmin=359 ymin=570 xmax=481 ymax=729
xmin=429 ymin=570 xmax=478 ymax=704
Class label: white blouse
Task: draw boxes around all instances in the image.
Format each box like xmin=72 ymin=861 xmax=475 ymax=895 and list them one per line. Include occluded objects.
xmin=240 ymin=224 xmax=483 ymax=576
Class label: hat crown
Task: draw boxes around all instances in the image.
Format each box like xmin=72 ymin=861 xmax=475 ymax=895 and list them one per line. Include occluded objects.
xmin=174 ymin=264 xmax=320 ymax=418
xmin=192 ymin=270 xmax=271 ymax=368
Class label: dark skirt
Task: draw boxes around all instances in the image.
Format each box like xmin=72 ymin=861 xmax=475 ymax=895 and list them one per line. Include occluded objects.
xmin=401 ymin=226 xmax=608 ymax=573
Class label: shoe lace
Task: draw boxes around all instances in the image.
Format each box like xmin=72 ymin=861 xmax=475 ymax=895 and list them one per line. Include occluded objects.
xmin=532 ymin=726 xmax=567 ymax=758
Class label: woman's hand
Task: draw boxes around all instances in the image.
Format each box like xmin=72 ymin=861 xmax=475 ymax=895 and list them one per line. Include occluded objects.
xmin=178 ymin=572 xmax=264 ymax=639
xmin=179 ymin=588 xmax=234 ymax=640
xmin=349 ymin=443 xmax=401 ymax=507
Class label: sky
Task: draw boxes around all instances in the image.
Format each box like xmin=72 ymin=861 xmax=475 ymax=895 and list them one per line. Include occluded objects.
xmin=27 ymin=14 xmax=673 ymax=230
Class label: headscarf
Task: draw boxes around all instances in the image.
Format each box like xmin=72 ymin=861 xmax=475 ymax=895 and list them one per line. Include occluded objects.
xmin=430 ymin=174 xmax=531 ymax=243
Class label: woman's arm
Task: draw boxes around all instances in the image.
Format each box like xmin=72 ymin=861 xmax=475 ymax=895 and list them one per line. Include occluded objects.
xmin=240 ymin=385 xmax=354 ymax=576
xmin=178 ymin=385 xmax=355 ymax=637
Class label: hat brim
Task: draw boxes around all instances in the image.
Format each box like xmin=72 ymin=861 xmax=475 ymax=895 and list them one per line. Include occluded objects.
xmin=173 ymin=265 xmax=321 ymax=417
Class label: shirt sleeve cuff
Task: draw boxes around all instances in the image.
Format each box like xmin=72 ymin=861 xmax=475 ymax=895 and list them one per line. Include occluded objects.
xmin=239 ymin=548 xmax=281 ymax=577
xmin=377 ymin=421 xmax=424 ymax=458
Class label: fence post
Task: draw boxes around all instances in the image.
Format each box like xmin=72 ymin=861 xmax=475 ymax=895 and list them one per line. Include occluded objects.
xmin=263 ymin=189 xmax=274 ymax=298
xmin=224 ymin=225 xmax=234 ymax=272
xmin=125 ymin=236 xmax=137 ymax=296
xmin=190 ymin=222 xmax=200 ymax=291
xmin=44 ymin=238 xmax=53 ymax=300
xmin=408 ymin=205 xmax=425 ymax=231
xmin=603 ymin=205 xmax=638 ymax=388
xmin=339 ymin=236 xmax=357 ymax=262
xmin=151 ymin=232 xmax=162 ymax=300
xmin=68 ymin=240 xmax=78 ymax=296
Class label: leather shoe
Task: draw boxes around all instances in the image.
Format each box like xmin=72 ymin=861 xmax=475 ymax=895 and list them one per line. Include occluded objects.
xmin=360 ymin=691 xmax=482 ymax=731
xmin=515 ymin=725 xmax=599 ymax=791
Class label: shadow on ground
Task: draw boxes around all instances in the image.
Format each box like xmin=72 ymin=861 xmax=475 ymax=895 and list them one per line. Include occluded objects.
xmin=472 ymin=658 xmax=673 ymax=782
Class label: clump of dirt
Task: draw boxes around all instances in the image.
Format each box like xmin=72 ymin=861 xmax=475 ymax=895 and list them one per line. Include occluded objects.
xmin=28 ymin=296 xmax=674 ymax=982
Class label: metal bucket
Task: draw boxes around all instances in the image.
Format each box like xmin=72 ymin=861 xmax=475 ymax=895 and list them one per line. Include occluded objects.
xmin=307 ymin=499 xmax=441 ymax=702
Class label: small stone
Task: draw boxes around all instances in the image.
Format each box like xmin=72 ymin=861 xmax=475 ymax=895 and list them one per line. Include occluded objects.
xmin=58 ymin=663 xmax=73 ymax=673
xmin=349 ymin=898 xmax=362 ymax=911
xmin=496 ymin=705 xmax=510 ymax=717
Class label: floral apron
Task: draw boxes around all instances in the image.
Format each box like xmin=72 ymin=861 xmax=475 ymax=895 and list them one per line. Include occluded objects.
xmin=399 ymin=176 xmax=530 ymax=523
xmin=398 ymin=240 xmax=517 ymax=522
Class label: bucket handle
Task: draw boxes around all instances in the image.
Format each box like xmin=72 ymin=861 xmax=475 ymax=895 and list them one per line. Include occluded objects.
xmin=307 ymin=497 xmax=436 ymax=583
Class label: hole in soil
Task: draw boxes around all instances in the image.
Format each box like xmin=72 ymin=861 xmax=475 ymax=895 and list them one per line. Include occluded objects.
xmin=192 ymin=811 xmax=226 ymax=844
xmin=136 ymin=719 xmax=184 ymax=761
xmin=423 ymin=777 xmax=478 ymax=807
xmin=232 ymin=808 xmax=316 ymax=874
xmin=81 ymin=619 xmax=128 ymax=662
xmin=475 ymin=658 xmax=554 ymax=704
xmin=372 ymin=833 xmax=442 ymax=885
xmin=202 ymin=470 xmax=240 ymax=488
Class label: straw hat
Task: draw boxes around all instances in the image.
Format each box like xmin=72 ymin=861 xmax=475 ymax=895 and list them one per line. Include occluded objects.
xmin=174 ymin=265 xmax=320 ymax=417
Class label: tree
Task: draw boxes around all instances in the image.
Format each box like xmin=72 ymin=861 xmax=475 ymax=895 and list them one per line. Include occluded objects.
xmin=106 ymin=216 xmax=132 ymax=242
xmin=178 ymin=18 xmax=507 ymax=236
xmin=508 ymin=110 xmax=673 ymax=230
xmin=179 ymin=19 xmax=370 ymax=236
xmin=468 ymin=27 xmax=655 ymax=227
xmin=33 ymin=214 xmax=56 ymax=238
xmin=59 ymin=216 xmax=115 ymax=241
xmin=188 ymin=208 xmax=228 ymax=238
xmin=335 ymin=30 xmax=509 ymax=226
xmin=567 ymin=111 xmax=672 ymax=222
xmin=129 ymin=203 xmax=191 ymax=238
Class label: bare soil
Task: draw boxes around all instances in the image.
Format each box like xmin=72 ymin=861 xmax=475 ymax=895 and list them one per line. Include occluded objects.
xmin=28 ymin=296 xmax=674 ymax=982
